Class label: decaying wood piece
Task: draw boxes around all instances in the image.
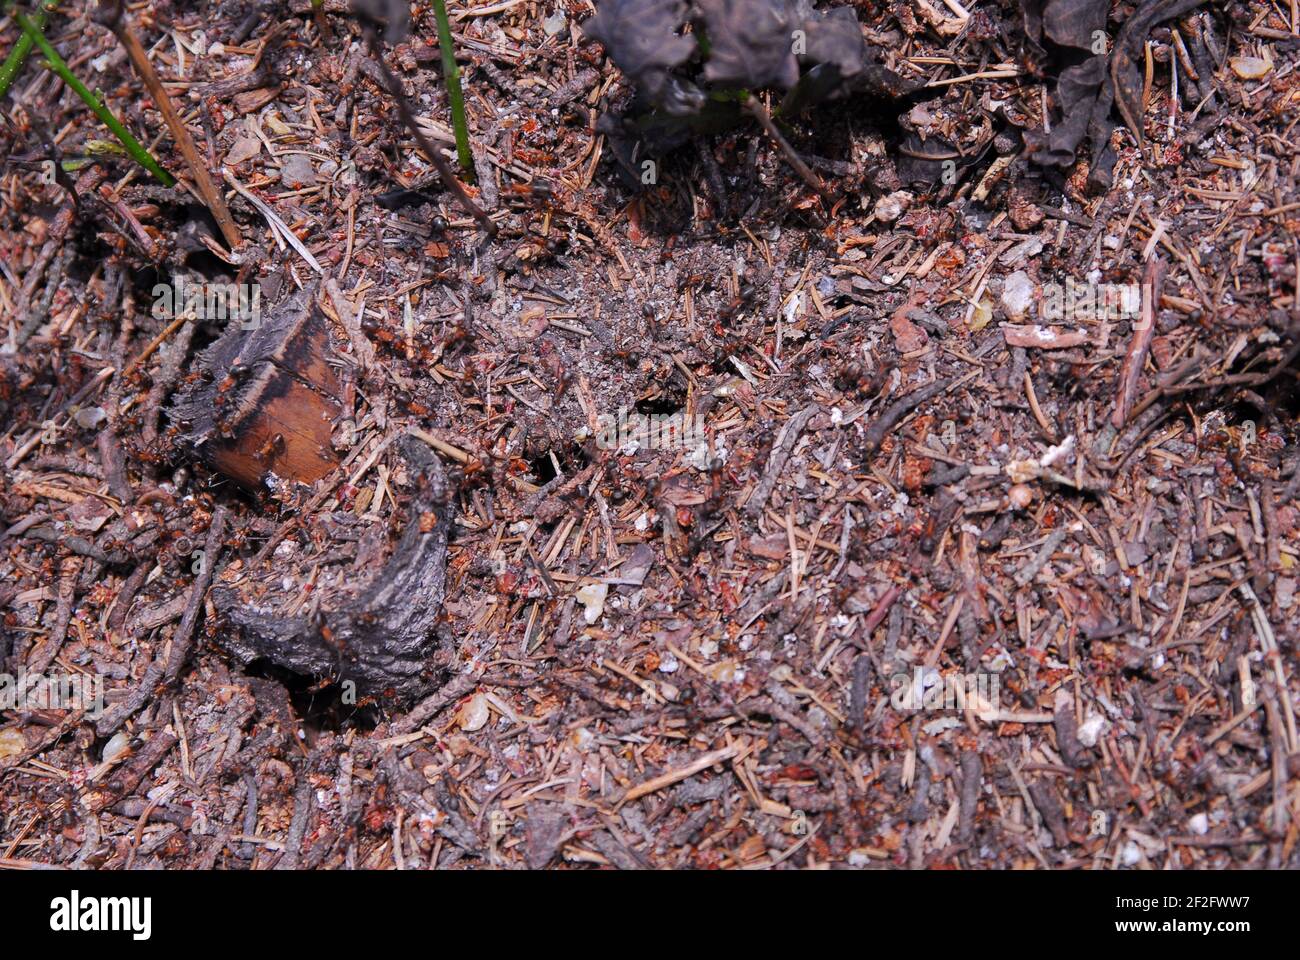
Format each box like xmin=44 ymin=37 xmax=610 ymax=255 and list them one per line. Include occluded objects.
xmin=170 ymin=279 xmax=342 ymax=490
xmin=213 ymin=434 xmax=454 ymax=704
xmin=169 ymin=281 xmax=455 ymax=703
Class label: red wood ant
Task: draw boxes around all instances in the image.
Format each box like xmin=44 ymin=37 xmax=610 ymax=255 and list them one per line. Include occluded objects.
xmin=212 ymin=361 xmax=254 ymax=439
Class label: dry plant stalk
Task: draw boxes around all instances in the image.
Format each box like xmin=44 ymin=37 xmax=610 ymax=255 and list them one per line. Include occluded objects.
xmin=1112 ymin=254 xmax=1166 ymax=428
xmin=743 ymin=95 xmax=829 ymax=200
xmin=96 ymin=1 xmax=242 ymax=249
xmin=362 ymin=25 xmax=496 ymax=237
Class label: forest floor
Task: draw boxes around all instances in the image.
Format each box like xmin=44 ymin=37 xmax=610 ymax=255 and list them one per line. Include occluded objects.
xmin=1 ymin=0 xmax=1299 ymax=869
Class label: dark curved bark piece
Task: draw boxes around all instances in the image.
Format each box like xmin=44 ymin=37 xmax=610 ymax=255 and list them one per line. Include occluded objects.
xmin=214 ymin=434 xmax=454 ymax=705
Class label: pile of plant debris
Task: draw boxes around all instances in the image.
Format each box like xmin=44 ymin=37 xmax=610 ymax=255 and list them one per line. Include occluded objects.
xmin=0 ymin=0 xmax=1297 ymax=870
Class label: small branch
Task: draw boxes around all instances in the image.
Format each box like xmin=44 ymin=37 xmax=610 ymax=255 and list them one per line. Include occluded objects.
xmin=309 ymin=0 xmax=333 ymax=43
xmin=363 ymin=26 xmax=496 ymax=236
xmin=97 ymin=1 xmax=242 ymax=249
xmin=94 ymin=506 xmax=228 ymax=736
xmin=743 ymin=94 xmax=829 ymax=200
xmin=745 ymin=404 xmax=818 ymax=518
xmin=1111 ymin=255 xmax=1165 ymax=428
xmin=14 ymin=165 xmax=105 ymax=349
xmin=863 ymin=377 xmax=953 ymax=456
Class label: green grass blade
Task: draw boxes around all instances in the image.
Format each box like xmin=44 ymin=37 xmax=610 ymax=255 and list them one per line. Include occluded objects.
xmin=431 ymin=0 xmax=473 ymax=177
xmin=0 ymin=0 xmax=57 ymax=100
xmin=13 ymin=9 xmax=175 ymax=186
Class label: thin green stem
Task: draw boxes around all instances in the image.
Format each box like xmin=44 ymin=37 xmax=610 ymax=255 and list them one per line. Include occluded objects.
xmin=309 ymin=0 xmax=331 ymax=42
xmin=431 ymin=0 xmax=473 ymax=177
xmin=12 ymin=8 xmax=174 ymax=185
xmin=0 ymin=0 xmax=56 ymax=100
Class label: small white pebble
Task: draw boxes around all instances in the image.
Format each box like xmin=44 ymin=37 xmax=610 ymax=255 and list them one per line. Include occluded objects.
xmin=1076 ymin=714 xmax=1108 ymax=747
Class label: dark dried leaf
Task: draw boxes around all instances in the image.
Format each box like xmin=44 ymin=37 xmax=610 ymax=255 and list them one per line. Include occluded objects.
xmin=792 ymin=1 xmax=866 ymax=79
xmin=896 ymin=133 xmax=958 ymax=186
xmin=1023 ymin=0 xmax=1206 ymax=190
xmin=698 ymin=0 xmax=800 ymax=91
xmin=215 ymin=434 xmax=454 ymax=705
xmin=1024 ymin=55 xmax=1117 ymax=191
xmin=781 ymin=2 xmax=916 ymax=111
xmin=780 ymin=62 xmax=850 ymax=114
xmin=1023 ymin=0 xmax=1108 ymax=50
xmin=350 ymin=0 xmax=410 ymax=42
xmin=590 ymin=0 xmax=899 ymax=122
xmin=584 ymin=0 xmax=701 ymax=112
